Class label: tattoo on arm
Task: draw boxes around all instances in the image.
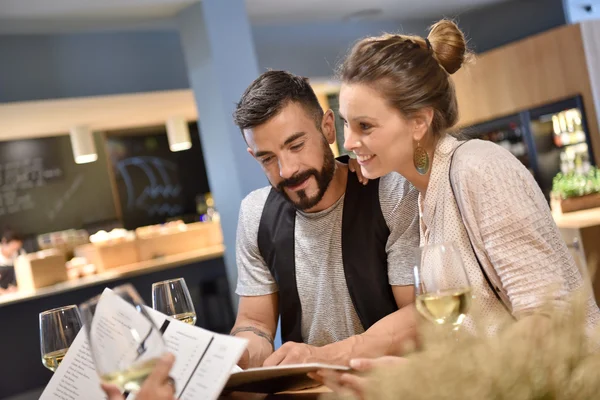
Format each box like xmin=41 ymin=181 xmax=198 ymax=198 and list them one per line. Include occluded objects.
xmin=231 ymin=326 xmax=274 ymax=349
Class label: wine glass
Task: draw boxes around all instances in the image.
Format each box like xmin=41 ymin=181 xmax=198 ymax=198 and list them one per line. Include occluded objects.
xmin=80 ymin=284 xmax=167 ymax=393
xmin=414 ymin=242 xmax=472 ymax=330
xmin=39 ymin=305 xmax=83 ymax=372
xmin=152 ymin=278 xmax=197 ymax=325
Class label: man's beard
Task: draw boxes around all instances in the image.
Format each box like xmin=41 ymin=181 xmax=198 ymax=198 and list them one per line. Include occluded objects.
xmin=276 ymin=141 xmax=336 ymax=211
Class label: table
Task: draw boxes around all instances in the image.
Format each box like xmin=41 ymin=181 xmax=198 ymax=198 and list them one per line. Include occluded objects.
xmin=270 ymin=386 xmax=331 ymax=399
xmin=220 ymin=386 xmax=331 ymax=399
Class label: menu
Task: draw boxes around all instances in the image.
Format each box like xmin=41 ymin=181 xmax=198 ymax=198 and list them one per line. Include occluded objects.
xmin=39 ymin=289 xmax=247 ymax=400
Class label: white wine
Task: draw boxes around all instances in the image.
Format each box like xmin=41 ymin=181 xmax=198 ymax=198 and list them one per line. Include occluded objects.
xmin=42 ymin=348 xmax=68 ymax=372
xmin=101 ymin=358 xmax=159 ymax=392
xmin=173 ymin=312 xmax=197 ymax=325
xmin=416 ymin=288 xmax=472 ymax=327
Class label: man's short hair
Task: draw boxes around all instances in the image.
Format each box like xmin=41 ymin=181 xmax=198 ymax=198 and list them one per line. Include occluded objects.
xmin=233 ymin=70 xmax=324 ymax=134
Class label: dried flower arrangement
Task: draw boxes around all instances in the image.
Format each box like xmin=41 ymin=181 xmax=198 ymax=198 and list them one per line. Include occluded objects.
xmin=323 ymin=288 xmax=600 ymax=400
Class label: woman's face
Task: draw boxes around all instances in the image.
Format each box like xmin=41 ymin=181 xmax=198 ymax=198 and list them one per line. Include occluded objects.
xmin=339 ymin=83 xmax=428 ymax=179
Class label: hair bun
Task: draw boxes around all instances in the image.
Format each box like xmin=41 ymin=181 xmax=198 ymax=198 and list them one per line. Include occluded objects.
xmin=427 ymin=19 xmax=469 ymax=75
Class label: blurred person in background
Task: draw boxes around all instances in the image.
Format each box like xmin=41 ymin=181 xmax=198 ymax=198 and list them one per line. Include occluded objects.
xmin=0 ymin=227 xmax=24 ymax=294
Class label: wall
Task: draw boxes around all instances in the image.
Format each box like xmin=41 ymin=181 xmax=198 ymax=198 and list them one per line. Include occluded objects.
xmin=0 ymin=0 xmax=571 ymax=104
xmin=0 ymin=20 xmax=407 ymax=103
xmin=0 ymin=31 xmax=190 ymax=103
xmin=453 ymin=0 xmax=566 ymax=53
xmin=252 ymin=20 xmax=425 ymax=77
xmin=452 ymin=23 xmax=600 ymax=162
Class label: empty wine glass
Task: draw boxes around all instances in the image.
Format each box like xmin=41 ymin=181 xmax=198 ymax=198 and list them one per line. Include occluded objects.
xmin=80 ymin=284 xmax=167 ymax=393
xmin=39 ymin=305 xmax=83 ymax=372
xmin=414 ymin=242 xmax=472 ymax=330
xmin=152 ymin=278 xmax=197 ymax=325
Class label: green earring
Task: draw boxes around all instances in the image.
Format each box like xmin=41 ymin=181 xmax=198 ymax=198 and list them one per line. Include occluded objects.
xmin=413 ymin=141 xmax=430 ymax=175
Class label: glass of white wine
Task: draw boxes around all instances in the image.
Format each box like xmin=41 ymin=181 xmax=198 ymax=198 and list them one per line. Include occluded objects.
xmin=80 ymin=284 xmax=167 ymax=393
xmin=152 ymin=278 xmax=197 ymax=325
xmin=414 ymin=242 xmax=472 ymax=330
xmin=39 ymin=305 xmax=83 ymax=372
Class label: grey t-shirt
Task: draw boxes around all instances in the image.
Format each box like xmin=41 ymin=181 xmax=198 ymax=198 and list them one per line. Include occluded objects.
xmin=235 ymin=172 xmax=419 ymax=346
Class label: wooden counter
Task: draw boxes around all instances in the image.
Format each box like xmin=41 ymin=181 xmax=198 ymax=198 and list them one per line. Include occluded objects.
xmin=553 ymin=207 xmax=600 ymax=229
xmin=0 ymin=244 xmax=224 ymax=308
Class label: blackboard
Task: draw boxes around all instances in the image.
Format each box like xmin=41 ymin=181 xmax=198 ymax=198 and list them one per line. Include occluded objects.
xmin=105 ymin=122 xmax=210 ymax=230
xmin=0 ymin=135 xmax=117 ymax=236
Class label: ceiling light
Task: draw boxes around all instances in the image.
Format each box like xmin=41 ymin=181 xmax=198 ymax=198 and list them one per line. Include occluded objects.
xmin=166 ymin=116 xmax=192 ymax=152
xmin=69 ymin=125 xmax=98 ymax=164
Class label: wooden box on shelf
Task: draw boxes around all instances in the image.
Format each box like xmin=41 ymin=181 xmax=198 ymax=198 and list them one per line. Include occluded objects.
xmin=14 ymin=249 xmax=68 ymax=291
xmin=136 ymin=221 xmax=223 ymax=261
xmin=552 ymin=193 xmax=600 ymax=214
xmin=74 ymin=239 xmax=139 ymax=273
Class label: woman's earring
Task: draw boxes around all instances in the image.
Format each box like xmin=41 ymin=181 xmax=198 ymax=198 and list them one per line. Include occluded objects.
xmin=413 ymin=142 xmax=430 ymax=175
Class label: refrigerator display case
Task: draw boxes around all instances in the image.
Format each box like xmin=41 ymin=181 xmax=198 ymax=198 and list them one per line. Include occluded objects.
xmin=463 ymin=95 xmax=595 ymax=201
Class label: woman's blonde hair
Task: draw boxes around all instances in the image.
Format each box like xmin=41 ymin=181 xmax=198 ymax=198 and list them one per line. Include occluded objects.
xmin=337 ymin=19 xmax=471 ymax=136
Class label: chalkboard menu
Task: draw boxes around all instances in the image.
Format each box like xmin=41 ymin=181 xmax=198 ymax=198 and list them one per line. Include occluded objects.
xmin=105 ymin=122 xmax=210 ymax=230
xmin=0 ymin=135 xmax=117 ymax=236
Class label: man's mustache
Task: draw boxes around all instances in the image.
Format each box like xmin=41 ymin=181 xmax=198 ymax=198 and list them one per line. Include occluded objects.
xmin=277 ymin=170 xmax=318 ymax=191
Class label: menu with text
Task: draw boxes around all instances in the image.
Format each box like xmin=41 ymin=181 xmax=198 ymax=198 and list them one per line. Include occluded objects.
xmin=40 ymin=288 xmax=247 ymax=400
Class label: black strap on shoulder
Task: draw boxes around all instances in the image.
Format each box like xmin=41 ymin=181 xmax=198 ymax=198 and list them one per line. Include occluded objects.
xmin=257 ymin=188 xmax=303 ymax=343
xmin=257 ymin=156 xmax=399 ymax=343
xmin=342 ymin=170 xmax=398 ymax=330
xmin=449 ymin=142 xmax=513 ymax=316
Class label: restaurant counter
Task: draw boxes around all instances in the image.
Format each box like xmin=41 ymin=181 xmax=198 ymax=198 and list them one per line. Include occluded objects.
xmin=0 ymin=245 xmax=225 ymax=308
xmin=0 ymin=245 xmax=233 ymax=399
xmin=552 ymin=207 xmax=600 ymax=305
xmin=552 ymin=206 xmax=600 ymax=230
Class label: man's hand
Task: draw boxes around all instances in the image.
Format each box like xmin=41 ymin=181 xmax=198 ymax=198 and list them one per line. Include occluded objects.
xmin=262 ymin=342 xmax=318 ymax=367
xmin=237 ymin=349 xmax=250 ymax=370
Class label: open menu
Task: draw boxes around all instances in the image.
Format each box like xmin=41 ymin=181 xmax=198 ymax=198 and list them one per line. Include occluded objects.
xmin=226 ymin=363 xmax=351 ymax=393
xmin=39 ymin=288 xmax=247 ymax=400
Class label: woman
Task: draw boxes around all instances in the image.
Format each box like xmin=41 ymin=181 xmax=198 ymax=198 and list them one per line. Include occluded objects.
xmin=317 ymin=18 xmax=600 ymax=397
xmin=0 ymin=228 xmax=24 ymax=294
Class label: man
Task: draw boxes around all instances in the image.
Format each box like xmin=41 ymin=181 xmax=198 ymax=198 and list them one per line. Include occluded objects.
xmin=230 ymin=71 xmax=419 ymax=369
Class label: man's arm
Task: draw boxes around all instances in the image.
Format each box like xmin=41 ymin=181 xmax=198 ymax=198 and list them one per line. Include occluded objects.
xmin=263 ymin=174 xmax=420 ymax=367
xmin=324 ymin=286 xmax=416 ymax=363
xmin=263 ymin=286 xmax=416 ymax=366
xmin=231 ymin=293 xmax=279 ymax=369
xmin=232 ymin=190 xmax=281 ymax=368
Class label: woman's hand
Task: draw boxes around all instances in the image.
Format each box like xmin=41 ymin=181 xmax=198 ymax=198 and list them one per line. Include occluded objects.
xmin=101 ymin=353 xmax=177 ymax=400
xmin=310 ymin=356 xmax=408 ymax=400
xmin=348 ymin=157 xmax=369 ymax=185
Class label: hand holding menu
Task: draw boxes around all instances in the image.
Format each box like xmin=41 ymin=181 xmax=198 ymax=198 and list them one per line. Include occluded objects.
xmin=39 ymin=288 xmax=247 ymax=400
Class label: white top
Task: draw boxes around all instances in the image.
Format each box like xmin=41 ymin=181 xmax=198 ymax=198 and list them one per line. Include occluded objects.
xmin=0 ymin=250 xmax=17 ymax=267
xmin=420 ymin=135 xmax=600 ymax=336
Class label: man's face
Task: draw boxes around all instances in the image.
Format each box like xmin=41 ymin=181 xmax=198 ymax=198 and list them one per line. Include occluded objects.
xmin=244 ymin=102 xmax=337 ymax=211
xmin=2 ymin=239 xmax=22 ymax=258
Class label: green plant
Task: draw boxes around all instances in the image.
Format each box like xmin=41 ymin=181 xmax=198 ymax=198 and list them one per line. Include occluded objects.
xmin=552 ymin=167 xmax=600 ymax=199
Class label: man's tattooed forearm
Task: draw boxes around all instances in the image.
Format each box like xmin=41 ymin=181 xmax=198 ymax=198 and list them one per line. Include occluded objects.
xmin=231 ymin=326 xmax=275 ymax=348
